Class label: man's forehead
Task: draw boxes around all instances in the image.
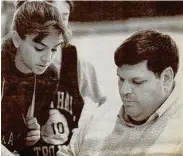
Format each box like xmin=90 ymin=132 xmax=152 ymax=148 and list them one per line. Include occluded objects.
xmin=118 ymin=61 xmax=148 ymax=70
xmin=117 ymin=61 xmax=152 ymax=77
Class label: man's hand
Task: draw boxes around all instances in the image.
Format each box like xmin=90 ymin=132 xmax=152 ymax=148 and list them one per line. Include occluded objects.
xmin=25 ymin=117 xmax=40 ymax=146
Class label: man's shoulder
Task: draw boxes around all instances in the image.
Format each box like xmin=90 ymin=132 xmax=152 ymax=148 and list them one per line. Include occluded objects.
xmin=77 ymin=56 xmax=95 ymax=75
xmin=1 ymin=37 xmax=16 ymax=58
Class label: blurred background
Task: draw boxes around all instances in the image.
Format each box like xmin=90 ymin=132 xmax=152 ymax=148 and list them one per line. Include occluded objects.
xmin=1 ymin=1 xmax=183 ymax=108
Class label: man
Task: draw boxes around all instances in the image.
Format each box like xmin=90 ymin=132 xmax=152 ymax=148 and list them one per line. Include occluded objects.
xmin=57 ymin=30 xmax=183 ymax=156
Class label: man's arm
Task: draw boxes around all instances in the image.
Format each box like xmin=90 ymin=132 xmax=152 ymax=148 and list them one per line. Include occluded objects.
xmin=57 ymin=122 xmax=90 ymax=156
xmin=56 ymin=132 xmax=79 ymax=156
xmin=78 ymin=59 xmax=106 ymax=106
xmin=77 ymin=59 xmax=107 ymax=127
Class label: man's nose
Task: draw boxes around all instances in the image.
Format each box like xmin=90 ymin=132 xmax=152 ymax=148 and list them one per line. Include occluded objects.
xmin=41 ymin=51 xmax=52 ymax=63
xmin=119 ymin=81 xmax=133 ymax=95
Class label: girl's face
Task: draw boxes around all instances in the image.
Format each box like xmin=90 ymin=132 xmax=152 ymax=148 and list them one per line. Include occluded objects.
xmin=16 ymin=30 xmax=63 ymax=75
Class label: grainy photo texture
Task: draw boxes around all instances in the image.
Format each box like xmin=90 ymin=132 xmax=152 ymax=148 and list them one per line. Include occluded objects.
xmin=1 ymin=1 xmax=183 ymax=156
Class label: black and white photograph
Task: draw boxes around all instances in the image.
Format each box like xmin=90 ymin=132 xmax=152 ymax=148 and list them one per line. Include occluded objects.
xmin=1 ymin=1 xmax=183 ymax=156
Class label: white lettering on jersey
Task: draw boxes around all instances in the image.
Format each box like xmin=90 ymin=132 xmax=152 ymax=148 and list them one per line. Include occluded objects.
xmin=1 ymin=135 xmax=7 ymax=144
xmin=42 ymin=146 xmax=48 ymax=156
xmin=34 ymin=147 xmax=41 ymax=156
xmin=56 ymin=91 xmax=73 ymax=115
xmin=2 ymin=132 xmax=16 ymax=146
xmin=34 ymin=145 xmax=56 ymax=156
xmin=8 ymin=132 xmax=13 ymax=146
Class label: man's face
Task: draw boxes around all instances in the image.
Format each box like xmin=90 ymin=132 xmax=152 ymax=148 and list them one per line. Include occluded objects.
xmin=117 ymin=60 xmax=166 ymax=121
xmin=18 ymin=30 xmax=63 ymax=75
xmin=52 ymin=1 xmax=70 ymax=27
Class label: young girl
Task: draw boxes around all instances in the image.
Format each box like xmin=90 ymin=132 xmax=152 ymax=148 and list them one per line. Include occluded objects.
xmin=1 ymin=1 xmax=69 ymax=155
xmin=2 ymin=1 xmax=107 ymax=156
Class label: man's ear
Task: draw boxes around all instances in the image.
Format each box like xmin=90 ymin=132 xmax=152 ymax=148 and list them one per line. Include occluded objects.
xmin=160 ymin=67 xmax=174 ymax=93
xmin=12 ymin=31 xmax=21 ymax=48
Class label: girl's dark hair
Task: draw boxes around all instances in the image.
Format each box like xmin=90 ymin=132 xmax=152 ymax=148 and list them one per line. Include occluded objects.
xmin=114 ymin=30 xmax=179 ymax=77
xmin=12 ymin=1 xmax=70 ymax=45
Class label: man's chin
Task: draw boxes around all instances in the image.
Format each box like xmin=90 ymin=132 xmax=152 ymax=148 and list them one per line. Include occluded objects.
xmin=125 ymin=110 xmax=143 ymax=121
xmin=128 ymin=113 xmax=146 ymax=122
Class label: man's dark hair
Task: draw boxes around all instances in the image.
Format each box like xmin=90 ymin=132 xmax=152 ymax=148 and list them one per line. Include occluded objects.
xmin=114 ymin=30 xmax=179 ymax=77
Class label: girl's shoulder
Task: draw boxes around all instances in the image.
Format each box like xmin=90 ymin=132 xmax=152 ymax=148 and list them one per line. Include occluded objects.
xmin=1 ymin=34 xmax=14 ymax=50
xmin=43 ymin=63 xmax=59 ymax=80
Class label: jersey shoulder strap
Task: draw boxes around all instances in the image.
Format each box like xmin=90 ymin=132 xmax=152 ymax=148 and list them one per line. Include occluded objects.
xmin=59 ymin=45 xmax=79 ymax=93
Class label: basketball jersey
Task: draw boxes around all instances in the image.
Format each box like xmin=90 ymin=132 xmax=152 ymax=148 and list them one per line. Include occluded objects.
xmin=32 ymin=45 xmax=84 ymax=156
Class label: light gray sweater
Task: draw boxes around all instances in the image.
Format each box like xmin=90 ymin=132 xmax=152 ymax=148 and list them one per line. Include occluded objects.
xmin=57 ymin=84 xmax=183 ymax=156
